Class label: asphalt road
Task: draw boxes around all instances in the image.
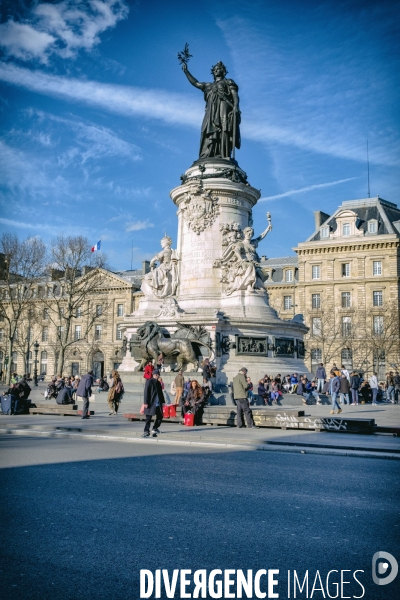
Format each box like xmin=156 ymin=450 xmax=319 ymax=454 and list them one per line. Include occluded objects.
xmin=0 ymin=435 xmax=399 ymax=600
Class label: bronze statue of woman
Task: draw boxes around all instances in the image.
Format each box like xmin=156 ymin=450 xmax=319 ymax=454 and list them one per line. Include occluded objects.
xmin=182 ymin=61 xmax=241 ymax=160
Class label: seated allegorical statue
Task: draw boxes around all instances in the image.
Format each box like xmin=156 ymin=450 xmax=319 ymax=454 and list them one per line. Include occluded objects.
xmin=141 ymin=235 xmax=179 ymax=299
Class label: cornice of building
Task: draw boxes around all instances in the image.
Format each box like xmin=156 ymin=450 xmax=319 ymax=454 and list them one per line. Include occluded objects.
xmin=294 ymin=236 xmax=400 ymax=255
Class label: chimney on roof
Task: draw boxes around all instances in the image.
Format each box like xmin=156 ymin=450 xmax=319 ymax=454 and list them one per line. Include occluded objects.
xmin=142 ymin=260 xmax=150 ymax=274
xmin=314 ymin=210 xmax=330 ymax=230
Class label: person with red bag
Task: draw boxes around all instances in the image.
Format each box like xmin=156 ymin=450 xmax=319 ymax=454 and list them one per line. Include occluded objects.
xmin=186 ymin=380 xmax=205 ymax=426
xmin=141 ymin=369 xmax=165 ymax=438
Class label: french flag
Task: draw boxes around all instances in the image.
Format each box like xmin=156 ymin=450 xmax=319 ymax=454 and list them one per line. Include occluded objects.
xmin=91 ymin=240 xmax=101 ymax=252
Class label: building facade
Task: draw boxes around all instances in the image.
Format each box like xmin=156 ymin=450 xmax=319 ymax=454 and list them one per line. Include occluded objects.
xmin=0 ymin=268 xmax=144 ymax=380
xmin=266 ymin=196 xmax=400 ymax=378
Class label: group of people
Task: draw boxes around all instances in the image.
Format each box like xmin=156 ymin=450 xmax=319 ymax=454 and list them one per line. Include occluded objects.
xmin=4 ymin=375 xmax=32 ymax=414
xmin=141 ymin=357 xmax=214 ymax=437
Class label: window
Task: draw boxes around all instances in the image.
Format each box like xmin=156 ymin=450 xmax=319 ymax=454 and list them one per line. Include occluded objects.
xmin=43 ymin=308 xmax=49 ymax=320
xmin=368 ymin=220 xmax=378 ymax=233
xmin=0 ymin=328 xmax=3 ymax=342
xmin=312 ymin=265 xmax=320 ymax=280
xmin=312 ymin=318 xmax=322 ymax=336
xmin=96 ymin=304 xmax=102 ymax=316
xmin=117 ymin=304 xmax=124 ymax=317
xmin=75 ymin=325 xmax=82 ymax=340
xmin=373 ymin=291 xmax=383 ymax=307
xmin=58 ymin=307 xmax=64 ymax=318
xmin=341 ymin=292 xmax=351 ymax=308
xmin=311 ymin=348 xmax=322 ymax=361
xmin=373 ymin=315 xmax=384 ymax=335
xmin=42 ymin=327 xmax=48 ymax=342
xmin=342 ymin=316 xmax=352 ymax=336
xmin=95 ymin=325 xmax=102 ymax=340
xmin=342 ymin=223 xmax=351 ymax=236
xmin=285 ymin=270 xmax=293 ymax=283
xmin=40 ymin=350 xmax=47 ymax=375
xmin=283 ymin=296 xmax=293 ymax=310
xmin=76 ymin=306 xmax=82 ymax=318
xmin=71 ymin=362 xmax=79 ymax=376
xmin=373 ymin=261 xmax=382 ymax=276
xmin=311 ymin=294 xmax=321 ymax=309
xmin=320 ymin=226 xmax=329 ymax=239
xmin=57 ymin=325 xmax=64 ymax=338
xmin=47 ymin=286 xmax=53 ymax=297
xmin=341 ymin=348 xmax=352 ymax=368
xmin=11 ymin=351 xmax=18 ymax=373
xmin=342 ymin=263 xmax=350 ymax=277
xmin=116 ymin=325 xmax=122 ymax=340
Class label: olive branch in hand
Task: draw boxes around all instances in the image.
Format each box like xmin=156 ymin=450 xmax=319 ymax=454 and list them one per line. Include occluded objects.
xmin=177 ymin=43 xmax=192 ymax=66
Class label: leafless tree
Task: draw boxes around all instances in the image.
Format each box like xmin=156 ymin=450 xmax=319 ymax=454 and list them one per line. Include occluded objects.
xmin=42 ymin=235 xmax=108 ymax=375
xmin=0 ymin=234 xmax=46 ymax=383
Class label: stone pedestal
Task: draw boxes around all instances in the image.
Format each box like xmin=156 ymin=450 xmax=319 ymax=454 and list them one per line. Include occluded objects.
xmin=119 ymin=158 xmax=309 ymax=385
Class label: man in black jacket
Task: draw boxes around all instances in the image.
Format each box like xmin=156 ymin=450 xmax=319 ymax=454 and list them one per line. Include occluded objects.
xmin=56 ymin=385 xmax=74 ymax=405
xmin=142 ymin=369 xmax=165 ymax=438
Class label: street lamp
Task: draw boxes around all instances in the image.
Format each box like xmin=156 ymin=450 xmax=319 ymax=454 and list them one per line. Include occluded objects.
xmin=33 ymin=340 xmax=39 ymax=387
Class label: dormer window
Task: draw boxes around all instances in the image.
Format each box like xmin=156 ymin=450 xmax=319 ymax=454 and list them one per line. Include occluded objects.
xmin=285 ymin=269 xmax=293 ymax=282
xmin=368 ymin=220 xmax=378 ymax=234
xmin=320 ymin=226 xmax=329 ymax=239
xmin=342 ymin=223 xmax=351 ymax=236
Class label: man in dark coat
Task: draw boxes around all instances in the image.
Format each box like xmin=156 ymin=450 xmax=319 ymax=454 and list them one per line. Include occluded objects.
xmin=76 ymin=370 xmax=93 ymax=419
xmin=56 ymin=385 xmax=74 ymax=405
xmin=142 ymin=369 xmax=165 ymax=438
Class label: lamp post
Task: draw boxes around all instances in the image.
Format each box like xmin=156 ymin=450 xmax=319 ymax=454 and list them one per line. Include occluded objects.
xmin=34 ymin=341 xmax=39 ymax=387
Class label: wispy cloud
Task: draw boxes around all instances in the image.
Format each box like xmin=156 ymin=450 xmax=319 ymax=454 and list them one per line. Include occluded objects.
xmin=125 ymin=220 xmax=155 ymax=232
xmin=0 ymin=63 xmax=202 ymax=128
xmin=0 ymin=0 xmax=128 ymax=63
xmin=259 ymin=178 xmax=358 ymax=202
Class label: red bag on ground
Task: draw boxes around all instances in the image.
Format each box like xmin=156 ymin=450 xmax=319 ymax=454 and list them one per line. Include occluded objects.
xmin=163 ymin=404 xmax=170 ymax=418
xmin=169 ymin=405 xmax=176 ymax=417
xmin=184 ymin=413 xmax=194 ymax=427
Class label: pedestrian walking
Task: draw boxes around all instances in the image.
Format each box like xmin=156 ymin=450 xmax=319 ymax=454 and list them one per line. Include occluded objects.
xmin=369 ymin=372 xmax=379 ymax=404
xmin=76 ymin=370 xmax=94 ymax=419
xmin=232 ymin=367 xmax=257 ymax=428
xmin=386 ymin=372 xmax=395 ymax=403
xmin=350 ymin=371 xmax=361 ymax=405
xmin=394 ymin=371 xmax=400 ymax=404
xmin=107 ymin=370 xmax=124 ymax=415
xmin=174 ymin=370 xmax=184 ymax=407
xmin=315 ymin=363 xmax=326 ymax=393
xmin=328 ymin=371 xmax=341 ymax=415
xmin=339 ymin=374 xmax=350 ymax=405
xmin=142 ymin=369 xmax=164 ymax=438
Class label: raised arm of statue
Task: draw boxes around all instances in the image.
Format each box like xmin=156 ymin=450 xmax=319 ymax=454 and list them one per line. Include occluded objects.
xmin=253 ymin=213 xmax=273 ymax=244
xmin=182 ymin=63 xmax=204 ymax=90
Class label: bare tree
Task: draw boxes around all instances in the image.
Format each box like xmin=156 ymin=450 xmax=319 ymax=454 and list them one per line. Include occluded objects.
xmin=305 ymin=307 xmax=342 ymax=368
xmin=42 ymin=235 xmax=108 ymax=375
xmin=0 ymin=234 xmax=46 ymax=383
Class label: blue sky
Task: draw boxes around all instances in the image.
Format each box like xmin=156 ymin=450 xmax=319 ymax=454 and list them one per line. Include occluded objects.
xmin=0 ymin=0 xmax=399 ymax=270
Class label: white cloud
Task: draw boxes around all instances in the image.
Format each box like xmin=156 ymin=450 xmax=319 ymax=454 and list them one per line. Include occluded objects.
xmin=125 ymin=220 xmax=155 ymax=232
xmin=0 ymin=63 xmax=202 ymax=128
xmin=259 ymin=178 xmax=358 ymax=202
xmin=0 ymin=0 xmax=128 ymax=62
xmin=0 ymin=21 xmax=55 ymax=63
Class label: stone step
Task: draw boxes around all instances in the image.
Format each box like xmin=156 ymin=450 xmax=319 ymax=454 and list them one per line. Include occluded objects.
xmin=122 ymin=407 xmax=375 ymax=432
xmin=30 ymin=407 xmax=94 ymax=416
xmin=33 ymin=402 xmax=78 ymax=410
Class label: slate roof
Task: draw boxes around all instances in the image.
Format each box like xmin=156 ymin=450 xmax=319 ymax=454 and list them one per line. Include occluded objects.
xmin=113 ymin=269 xmax=143 ymax=287
xmin=260 ymin=256 xmax=298 ymax=284
xmin=307 ymin=197 xmax=400 ymax=242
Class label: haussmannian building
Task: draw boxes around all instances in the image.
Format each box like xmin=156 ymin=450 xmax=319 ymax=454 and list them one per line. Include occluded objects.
xmin=265 ymin=196 xmax=400 ymax=379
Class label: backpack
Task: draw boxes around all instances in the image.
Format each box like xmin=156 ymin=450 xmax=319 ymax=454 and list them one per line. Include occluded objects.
xmin=102 ymin=381 xmax=109 ymax=392
xmin=115 ymin=380 xmax=124 ymax=394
